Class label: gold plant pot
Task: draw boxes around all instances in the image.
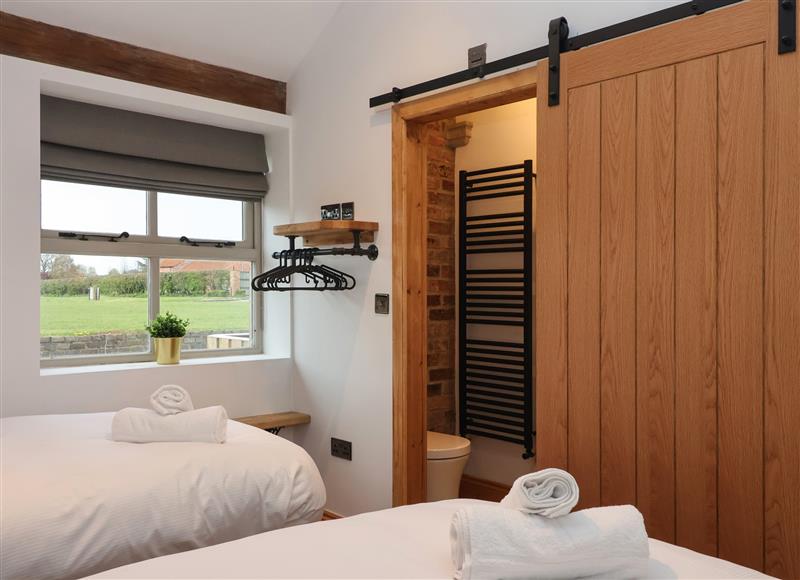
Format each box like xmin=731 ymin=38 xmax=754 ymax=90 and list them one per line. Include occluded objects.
xmin=154 ymin=337 xmax=182 ymax=365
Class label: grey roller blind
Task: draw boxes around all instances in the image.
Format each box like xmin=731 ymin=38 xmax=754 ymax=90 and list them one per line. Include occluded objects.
xmin=40 ymin=96 xmax=268 ymax=200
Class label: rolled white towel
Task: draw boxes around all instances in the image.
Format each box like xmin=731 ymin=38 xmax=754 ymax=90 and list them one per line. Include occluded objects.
xmin=112 ymin=406 xmax=228 ymax=443
xmin=500 ymin=468 xmax=579 ymax=518
xmin=150 ymin=384 xmax=194 ymax=415
xmin=450 ymin=503 xmax=649 ymax=580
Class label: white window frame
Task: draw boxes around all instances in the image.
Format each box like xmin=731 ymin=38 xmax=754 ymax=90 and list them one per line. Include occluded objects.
xmin=40 ymin=187 xmax=263 ymax=367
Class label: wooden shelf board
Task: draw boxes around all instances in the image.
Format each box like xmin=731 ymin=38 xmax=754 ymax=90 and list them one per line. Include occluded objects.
xmin=273 ymin=220 xmax=379 ymax=246
xmin=234 ymin=411 xmax=310 ymax=431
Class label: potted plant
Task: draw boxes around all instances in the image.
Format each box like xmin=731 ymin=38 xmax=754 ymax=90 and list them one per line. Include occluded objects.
xmin=146 ymin=312 xmax=189 ymax=365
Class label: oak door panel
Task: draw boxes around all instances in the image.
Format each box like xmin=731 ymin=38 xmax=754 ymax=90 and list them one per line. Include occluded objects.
xmin=535 ymin=62 xmax=569 ymax=470
xmin=635 ymin=65 xmax=677 ymax=544
xmin=674 ymin=54 xmax=719 ymax=557
xmin=599 ymin=74 xmax=637 ymax=509
xmin=764 ymin=3 xmax=800 ymax=575
xmin=535 ymin=3 xmax=797 ymax=574
xmin=717 ymin=44 xmax=765 ymax=571
xmin=567 ymin=84 xmax=602 ymax=509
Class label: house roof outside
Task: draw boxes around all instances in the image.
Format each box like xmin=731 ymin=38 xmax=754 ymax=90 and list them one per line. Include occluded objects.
xmin=159 ymin=259 xmax=251 ymax=273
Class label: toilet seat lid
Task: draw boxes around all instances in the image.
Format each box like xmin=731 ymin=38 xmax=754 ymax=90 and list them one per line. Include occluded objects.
xmin=427 ymin=431 xmax=471 ymax=460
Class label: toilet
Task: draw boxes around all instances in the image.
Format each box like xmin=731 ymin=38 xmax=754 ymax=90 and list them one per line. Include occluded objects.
xmin=426 ymin=431 xmax=471 ymax=501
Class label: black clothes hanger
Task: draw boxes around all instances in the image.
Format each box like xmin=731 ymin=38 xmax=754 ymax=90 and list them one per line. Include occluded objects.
xmin=252 ymin=236 xmax=368 ymax=293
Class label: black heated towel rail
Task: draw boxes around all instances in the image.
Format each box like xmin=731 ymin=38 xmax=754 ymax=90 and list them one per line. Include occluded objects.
xmin=458 ymin=160 xmax=535 ymax=459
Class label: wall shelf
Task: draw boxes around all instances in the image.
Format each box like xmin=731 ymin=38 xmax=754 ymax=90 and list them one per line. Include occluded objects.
xmin=234 ymin=411 xmax=310 ymax=435
xmin=255 ymin=220 xmax=380 ymax=291
xmin=274 ymin=220 xmax=379 ymax=246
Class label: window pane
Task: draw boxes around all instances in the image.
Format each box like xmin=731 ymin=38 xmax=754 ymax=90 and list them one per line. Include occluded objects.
xmin=41 ymin=180 xmax=147 ymax=235
xmin=159 ymin=259 xmax=252 ymax=351
xmin=40 ymin=254 xmax=149 ymax=359
xmin=157 ymin=192 xmax=244 ymax=241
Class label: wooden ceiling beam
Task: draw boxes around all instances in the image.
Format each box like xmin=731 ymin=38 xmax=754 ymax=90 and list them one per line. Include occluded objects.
xmin=0 ymin=11 xmax=286 ymax=114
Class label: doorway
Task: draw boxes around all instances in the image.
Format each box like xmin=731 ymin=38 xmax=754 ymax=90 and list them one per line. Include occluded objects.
xmin=391 ymin=67 xmax=537 ymax=507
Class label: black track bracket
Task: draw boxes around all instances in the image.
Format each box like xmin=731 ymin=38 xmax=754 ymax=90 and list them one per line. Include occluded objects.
xmin=547 ymin=17 xmax=569 ymax=107
xmin=779 ymin=0 xmax=796 ymax=54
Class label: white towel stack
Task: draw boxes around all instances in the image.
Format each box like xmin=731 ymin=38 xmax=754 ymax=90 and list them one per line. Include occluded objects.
xmin=150 ymin=384 xmax=194 ymax=415
xmin=111 ymin=385 xmax=228 ymax=444
xmin=450 ymin=468 xmax=649 ymax=580
xmin=500 ymin=468 xmax=580 ymax=517
xmin=450 ymin=502 xmax=649 ymax=580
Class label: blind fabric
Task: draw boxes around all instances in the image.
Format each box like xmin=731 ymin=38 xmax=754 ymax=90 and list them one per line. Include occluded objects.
xmin=40 ymin=96 xmax=268 ymax=200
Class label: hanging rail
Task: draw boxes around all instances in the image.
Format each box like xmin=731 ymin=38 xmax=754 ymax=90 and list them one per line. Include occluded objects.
xmin=252 ymin=227 xmax=379 ymax=292
xmin=370 ymin=0 xmax=752 ymax=108
xmin=270 ymin=230 xmax=378 ymax=262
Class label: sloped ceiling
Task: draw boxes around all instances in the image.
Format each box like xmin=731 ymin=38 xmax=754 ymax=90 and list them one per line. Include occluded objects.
xmin=1 ymin=1 xmax=342 ymax=80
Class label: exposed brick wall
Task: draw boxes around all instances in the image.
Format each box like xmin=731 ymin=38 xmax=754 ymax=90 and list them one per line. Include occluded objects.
xmin=426 ymin=120 xmax=456 ymax=434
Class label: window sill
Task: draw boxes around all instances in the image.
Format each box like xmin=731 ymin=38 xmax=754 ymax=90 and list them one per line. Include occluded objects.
xmin=40 ymin=353 xmax=288 ymax=377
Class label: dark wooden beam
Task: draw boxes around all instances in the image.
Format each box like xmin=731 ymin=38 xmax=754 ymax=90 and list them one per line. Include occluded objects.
xmin=0 ymin=11 xmax=286 ymax=114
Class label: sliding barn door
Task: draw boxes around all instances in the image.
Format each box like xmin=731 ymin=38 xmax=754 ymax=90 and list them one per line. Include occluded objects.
xmin=536 ymin=1 xmax=799 ymax=576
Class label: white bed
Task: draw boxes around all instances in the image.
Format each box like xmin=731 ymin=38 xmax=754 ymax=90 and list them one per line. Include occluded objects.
xmin=0 ymin=412 xmax=326 ymax=580
xmin=89 ymin=499 xmax=773 ymax=579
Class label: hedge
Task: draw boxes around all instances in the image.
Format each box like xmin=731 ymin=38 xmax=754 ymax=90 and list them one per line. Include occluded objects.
xmin=41 ymin=270 xmax=234 ymax=297
xmin=41 ymin=277 xmax=95 ymax=297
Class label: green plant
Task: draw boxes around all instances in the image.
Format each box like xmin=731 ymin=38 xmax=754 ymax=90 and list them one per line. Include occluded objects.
xmin=145 ymin=311 xmax=189 ymax=338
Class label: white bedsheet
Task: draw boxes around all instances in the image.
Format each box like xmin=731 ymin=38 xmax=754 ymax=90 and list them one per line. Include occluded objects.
xmin=0 ymin=412 xmax=326 ymax=580
xmin=90 ymin=499 xmax=773 ymax=579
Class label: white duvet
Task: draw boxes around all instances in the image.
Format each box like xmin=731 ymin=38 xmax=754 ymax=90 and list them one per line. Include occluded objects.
xmin=0 ymin=412 xmax=326 ymax=580
xmin=91 ymin=499 xmax=773 ymax=580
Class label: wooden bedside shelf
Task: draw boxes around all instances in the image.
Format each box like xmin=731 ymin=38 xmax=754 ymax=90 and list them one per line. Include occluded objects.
xmin=235 ymin=411 xmax=310 ymax=434
xmin=273 ymin=220 xmax=379 ymax=246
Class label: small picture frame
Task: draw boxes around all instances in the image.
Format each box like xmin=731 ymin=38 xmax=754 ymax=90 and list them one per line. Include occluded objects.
xmin=341 ymin=202 xmax=355 ymax=220
xmin=320 ymin=203 xmax=341 ymax=220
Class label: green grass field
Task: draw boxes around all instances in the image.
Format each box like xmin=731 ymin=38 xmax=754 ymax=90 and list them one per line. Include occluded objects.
xmin=41 ymin=296 xmax=250 ymax=336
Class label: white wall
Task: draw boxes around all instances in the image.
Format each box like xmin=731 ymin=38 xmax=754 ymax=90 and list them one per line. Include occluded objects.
xmin=288 ymin=0 xmax=680 ymax=516
xmin=456 ymin=101 xmax=537 ymax=175
xmin=455 ymin=101 xmax=537 ymax=485
xmin=0 ymin=56 xmax=294 ymax=419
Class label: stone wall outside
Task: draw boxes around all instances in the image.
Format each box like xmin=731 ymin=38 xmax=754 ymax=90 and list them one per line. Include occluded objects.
xmin=40 ymin=329 xmax=248 ymax=359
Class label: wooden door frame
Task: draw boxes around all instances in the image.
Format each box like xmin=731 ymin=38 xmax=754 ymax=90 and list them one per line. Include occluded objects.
xmin=391 ymin=67 xmax=538 ymax=506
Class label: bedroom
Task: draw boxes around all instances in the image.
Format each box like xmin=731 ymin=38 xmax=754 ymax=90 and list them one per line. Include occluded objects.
xmin=0 ymin=1 xmax=798 ymax=579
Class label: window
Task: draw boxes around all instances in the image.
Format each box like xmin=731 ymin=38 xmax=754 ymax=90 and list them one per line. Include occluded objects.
xmin=40 ymin=181 xmax=261 ymax=366
xmin=41 ymin=181 xmax=147 ymax=235
xmin=157 ymin=193 xmax=244 ymax=241
xmin=41 ymin=255 xmax=150 ymax=360
xmin=159 ymin=259 xmax=252 ymax=352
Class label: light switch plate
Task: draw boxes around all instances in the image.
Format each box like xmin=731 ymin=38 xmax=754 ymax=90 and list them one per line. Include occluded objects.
xmin=331 ymin=437 xmax=352 ymax=461
xmin=375 ymin=293 xmax=390 ymax=315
